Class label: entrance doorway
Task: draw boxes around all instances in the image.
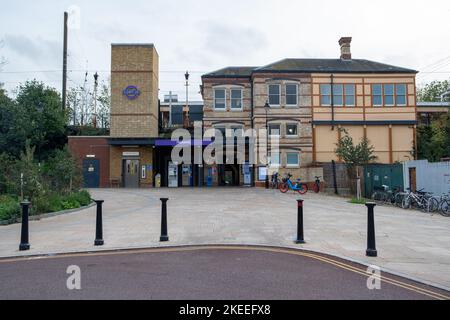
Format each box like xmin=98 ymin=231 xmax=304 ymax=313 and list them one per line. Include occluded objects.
xmin=123 ymin=159 xmax=140 ymax=188
xmin=83 ymin=159 xmax=100 ymax=188
xmin=219 ymin=164 xmax=240 ymax=186
xmin=409 ymin=167 xmax=417 ymax=192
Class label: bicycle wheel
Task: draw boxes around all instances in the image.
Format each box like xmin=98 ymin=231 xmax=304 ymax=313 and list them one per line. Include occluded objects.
xmin=313 ymin=183 xmax=320 ymax=193
xmin=440 ymin=200 xmax=450 ymax=217
xmin=394 ymin=193 xmax=405 ymax=207
xmin=297 ymin=183 xmax=308 ymax=195
xmin=372 ymin=192 xmax=382 ymax=202
xmin=402 ymin=196 xmax=411 ymax=209
xmin=427 ymin=198 xmax=439 ymax=213
xmin=279 ymin=183 xmax=289 ymax=194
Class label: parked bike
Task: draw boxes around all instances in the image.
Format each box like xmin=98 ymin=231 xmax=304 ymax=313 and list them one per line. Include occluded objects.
xmin=427 ymin=193 xmax=450 ymax=217
xmin=279 ymin=173 xmax=308 ymax=195
xmin=271 ymin=172 xmax=280 ymax=190
xmin=371 ymin=185 xmax=403 ymax=206
xmin=402 ymin=188 xmax=435 ymax=213
xmin=313 ymin=176 xmax=321 ymax=193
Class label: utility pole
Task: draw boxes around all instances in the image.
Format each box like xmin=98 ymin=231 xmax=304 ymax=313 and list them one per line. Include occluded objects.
xmin=185 ymin=71 xmax=190 ymax=125
xmin=168 ymin=90 xmax=173 ymax=127
xmin=93 ymin=72 xmax=99 ymax=128
xmin=62 ymin=12 xmax=68 ymax=110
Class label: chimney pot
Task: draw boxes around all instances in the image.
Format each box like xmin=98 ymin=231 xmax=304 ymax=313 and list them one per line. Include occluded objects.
xmin=339 ymin=37 xmax=352 ymax=60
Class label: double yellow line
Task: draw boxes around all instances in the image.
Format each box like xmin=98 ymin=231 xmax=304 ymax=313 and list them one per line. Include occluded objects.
xmin=1 ymin=245 xmax=449 ymax=300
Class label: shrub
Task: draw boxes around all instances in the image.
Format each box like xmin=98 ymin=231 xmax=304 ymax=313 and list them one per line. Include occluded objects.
xmin=41 ymin=147 xmax=82 ymax=195
xmin=30 ymin=190 xmax=91 ymax=215
xmin=0 ymin=195 xmax=20 ymax=221
xmin=68 ymin=190 xmax=91 ymax=206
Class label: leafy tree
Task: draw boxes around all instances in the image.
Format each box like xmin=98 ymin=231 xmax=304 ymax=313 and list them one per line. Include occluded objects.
xmin=10 ymin=141 xmax=42 ymax=201
xmin=97 ymin=81 xmax=111 ymax=129
xmin=335 ymin=129 xmax=377 ymax=198
xmin=417 ymin=80 xmax=450 ymax=102
xmin=335 ymin=129 xmax=377 ymax=166
xmin=41 ymin=147 xmax=82 ymax=194
xmin=5 ymin=80 xmax=68 ymax=160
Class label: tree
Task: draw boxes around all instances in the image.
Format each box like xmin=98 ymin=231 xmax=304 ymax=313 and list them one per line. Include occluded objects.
xmin=11 ymin=141 xmax=42 ymax=201
xmin=335 ymin=129 xmax=377 ymax=198
xmin=97 ymin=81 xmax=111 ymax=129
xmin=0 ymin=40 xmax=6 ymax=88
xmin=13 ymin=80 xmax=68 ymax=160
xmin=416 ymin=79 xmax=450 ymax=161
xmin=41 ymin=146 xmax=82 ymax=194
xmin=417 ymin=80 xmax=450 ymax=102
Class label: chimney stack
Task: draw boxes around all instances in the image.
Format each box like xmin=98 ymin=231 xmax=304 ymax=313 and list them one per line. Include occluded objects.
xmin=339 ymin=37 xmax=352 ymax=60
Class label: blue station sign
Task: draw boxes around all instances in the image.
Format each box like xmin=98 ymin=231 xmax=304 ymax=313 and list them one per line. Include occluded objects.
xmin=123 ymin=86 xmax=141 ymax=100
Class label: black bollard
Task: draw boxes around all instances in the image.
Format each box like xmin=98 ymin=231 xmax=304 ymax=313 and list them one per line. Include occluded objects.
xmin=295 ymin=199 xmax=305 ymax=244
xmin=160 ymin=198 xmax=169 ymax=242
xmin=19 ymin=201 xmax=31 ymax=251
xmin=366 ymin=202 xmax=377 ymax=257
xmin=94 ymin=200 xmax=104 ymax=246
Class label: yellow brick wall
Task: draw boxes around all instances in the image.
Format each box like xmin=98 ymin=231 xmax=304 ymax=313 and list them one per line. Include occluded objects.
xmin=110 ymin=146 xmax=154 ymax=187
xmin=110 ymin=44 xmax=159 ymax=138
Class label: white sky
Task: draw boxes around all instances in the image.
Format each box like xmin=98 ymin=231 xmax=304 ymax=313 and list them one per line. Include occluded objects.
xmin=1 ymin=0 xmax=450 ymax=100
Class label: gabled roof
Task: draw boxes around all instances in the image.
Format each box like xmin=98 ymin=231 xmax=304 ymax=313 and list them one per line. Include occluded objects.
xmin=254 ymin=58 xmax=418 ymax=74
xmin=202 ymin=66 xmax=258 ymax=78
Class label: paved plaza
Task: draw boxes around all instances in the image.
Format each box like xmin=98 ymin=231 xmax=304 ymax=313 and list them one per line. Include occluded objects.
xmin=1 ymin=188 xmax=449 ymax=290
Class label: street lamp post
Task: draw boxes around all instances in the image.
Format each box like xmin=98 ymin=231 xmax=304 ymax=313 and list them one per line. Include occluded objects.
xmin=264 ymin=101 xmax=270 ymax=189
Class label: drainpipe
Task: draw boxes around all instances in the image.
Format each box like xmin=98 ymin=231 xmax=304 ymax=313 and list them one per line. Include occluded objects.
xmin=250 ymin=78 xmax=255 ymax=187
xmin=331 ymin=74 xmax=335 ymax=131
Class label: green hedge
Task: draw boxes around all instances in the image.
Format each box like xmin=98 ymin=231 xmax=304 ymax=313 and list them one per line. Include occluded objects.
xmin=0 ymin=195 xmax=21 ymax=221
xmin=0 ymin=190 xmax=92 ymax=222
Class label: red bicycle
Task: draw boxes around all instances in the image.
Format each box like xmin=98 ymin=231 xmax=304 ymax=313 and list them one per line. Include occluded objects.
xmin=313 ymin=176 xmax=322 ymax=193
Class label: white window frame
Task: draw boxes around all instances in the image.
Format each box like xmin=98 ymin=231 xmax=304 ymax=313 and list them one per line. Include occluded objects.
xmin=384 ymin=84 xmax=395 ymax=107
xmin=320 ymin=84 xmax=332 ymax=106
xmin=213 ymin=88 xmax=226 ymax=110
xmin=268 ymin=123 xmax=281 ymax=137
xmin=269 ymin=152 xmax=281 ymax=168
xmin=285 ymin=83 xmax=299 ymax=107
xmin=286 ymin=152 xmax=300 ymax=168
xmin=372 ymin=84 xmax=383 ymax=107
xmin=395 ymin=84 xmax=407 ymax=106
xmin=285 ymin=123 xmax=299 ymax=138
xmin=230 ymin=88 xmax=243 ymax=111
xmin=344 ymin=84 xmax=356 ymax=107
xmin=333 ymin=84 xmax=344 ymax=107
xmin=268 ymin=84 xmax=281 ymax=107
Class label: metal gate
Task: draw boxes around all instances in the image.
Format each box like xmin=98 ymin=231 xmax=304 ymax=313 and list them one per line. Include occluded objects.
xmin=83 ymin=159 xmax=100 ymax=188
xmin=364 ymin=164 xmax=404 ymax=197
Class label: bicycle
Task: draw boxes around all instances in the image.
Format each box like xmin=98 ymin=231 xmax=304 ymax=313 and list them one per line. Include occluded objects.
xmin=428 ymin=193 xmax=450 ymax=217
xmin=271 ymin=172 xmax=281 ymax=189
xmin=279 ymin=173 xmax=308 ymax=195
xmin=402 ymin=188 xmax=435 ymax=212
xmin=312 ymin=176 xmax=322 ymax=193
xmin=371 ymin=185 xmax=403 ymax=206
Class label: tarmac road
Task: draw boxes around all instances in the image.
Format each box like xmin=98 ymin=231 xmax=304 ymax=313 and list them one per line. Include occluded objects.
xmin=0 ymin=246 xmax=448 ymax=300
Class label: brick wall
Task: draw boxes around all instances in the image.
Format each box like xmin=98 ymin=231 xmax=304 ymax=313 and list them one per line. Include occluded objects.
xmin=110 ymin=44 xmax=159 ymax=138
xmin=68 ymin=137 xmax=110 ymax=188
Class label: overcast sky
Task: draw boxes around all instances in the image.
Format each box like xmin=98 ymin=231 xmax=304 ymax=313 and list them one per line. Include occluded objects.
xmin=1 ymin=0 xmax=450 ymax=100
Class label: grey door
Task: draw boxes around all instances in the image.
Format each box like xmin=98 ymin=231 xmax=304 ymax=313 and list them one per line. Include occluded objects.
xmin=124 ymin=159 xmax=139 ymax=188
